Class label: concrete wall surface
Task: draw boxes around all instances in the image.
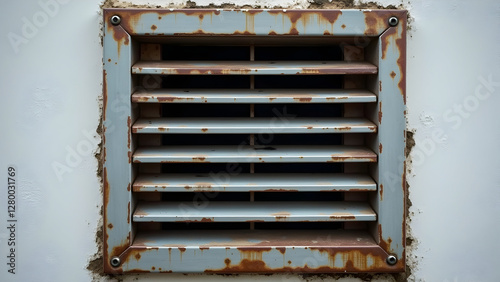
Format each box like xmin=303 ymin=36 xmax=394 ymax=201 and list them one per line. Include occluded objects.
xmin=1 ymin=0 xmax=499 ymax=281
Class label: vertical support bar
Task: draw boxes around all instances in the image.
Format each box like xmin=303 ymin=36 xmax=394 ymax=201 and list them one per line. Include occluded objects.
xmin=137 ymin=44 xmax=162 ymax=231
xmin=369 ymin=14 xmax=407 ymax=265
xmin=249 ymin=44 xmax=255 ymax=230
xmin=343 ymin=45 xmax=367 ymax=230
xmin=103 ymin=11 xmax=133 ymax=273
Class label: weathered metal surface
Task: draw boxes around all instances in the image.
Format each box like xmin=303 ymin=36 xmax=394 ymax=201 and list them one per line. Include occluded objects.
xmin=133 ymin=201 xmax=376 ymax=222
xmin=133 ymin=173 xmax=376 ymax=192
xmin=132 ymin=89 xmax=377 ymax=104
xmin=114 ymin=230 xmax=403 ymax=273
xmin=133 ymin=145 xmax=377 ymax=163
xmin=104 ymin=9 xmax=395 ymax=37
xmin=132 ymin=60 xmax=377 ymax=75
xmin=103 ymin=8 xmax=406 ymax=274
xmin=132 ymin=117 xmax=377 ymax=134
xmin=371 ymin=12 xmax=407 ymax=262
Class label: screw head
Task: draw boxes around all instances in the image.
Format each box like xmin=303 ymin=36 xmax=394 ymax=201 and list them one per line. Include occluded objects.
xmin=110 ymin=256 xmax=121 ymax=267
xmin=388 ymin=16 xmax=399 ymax=27
xmin=110 ymin=15 xmax=121 ymax=26
xmin=386 ymin=255 xmax=398 ymax=265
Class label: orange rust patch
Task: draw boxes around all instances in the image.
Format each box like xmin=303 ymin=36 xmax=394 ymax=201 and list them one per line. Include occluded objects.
xmin=379 ymin=184 xmax=384 ymax=200
xmin=378 ymin=102 xmax=382 ymax=123
xmin=276 ymin=247 xmax=286 ymax=255
xmin=379 ymin=143 xmax=383 ymax=153
xmin=107 ymin=223 xmax=113 ymax=229
xmin=127 ymin=116 xmax=131 ymax=149
xmin=341 ymin=24 xmax=346 ymax=29
xmin=127 ymin=202 xmax=130 ymax=224
xmin=179 ymin=247 xmax=186 ymax=253
xmin=268 ymin=31 xmax=277 ymax=35
xmin=323 ymin=31 xmax=331 ymax=35
xmin=390 ymin=71 xmax=396 ymax=79
xmin=201 ymin=128 xmax=208 ymax=132
xmin=158 ymin=127 xmax=166 ymax=131
xmin=294 ymin=97 xmax=312 ymax=102
xmin=151 ymin=24 xmax=157 ymax=30
xmin=193 ymin=157 xmax=206 ymax=162
xmin=135 ymin=253 xmax=141 ymax=260
xmin=379 ymin=80 xmax=382 ymax=91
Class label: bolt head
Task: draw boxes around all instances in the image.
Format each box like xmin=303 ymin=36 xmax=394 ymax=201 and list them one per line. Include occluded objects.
xmin=110 ymin=256 xmax=121 ymax=267
xmin=110 ymin=15 xmax=121 ymax=26
xmin=388 ymin=16 xmax=399 ymax=27
xmin=386 ymin=255 xmax=398 ymax=265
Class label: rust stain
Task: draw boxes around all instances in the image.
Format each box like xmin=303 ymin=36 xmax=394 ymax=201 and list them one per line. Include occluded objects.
xmin=127 ymin=202 xmax=130 ymax=224
xmin=107 ymin=223 xmax=113 ymax=229
xmin=192 ymin=156 xmax=206 ymax=162
xmin=201 ymin=128 xmax=208 ymax=132
xmin=378 ymin=224 xmax=393 ymax=253
xmin=390 ymin=71 xmax=396 ymax=79
xmin=268 ymin=31 xmax=277 ymax=35
xmin=179 ymin=247 xmax=186 ymax=253
xmin=158 ymin=127 xmax=166 ymax=131
xmin=127 ymin=183 xmax=130 ymax=192
xmin=276 ymin=247 xmax=286 ymax=255
xmin=378 ymin=101 xmax=382 ymax=124
xmin=341 ymin=24 xmax=346 ymax=29
xmin=293 ymin=97 xmax=312 ymax=102
xmin=135 ymin=253 xmax=141 ymax=260
xmin=127 ymin=116 xmax=131 ymax=149
xmin=307 ymin=126 xmax=313 ymax=129
xmin=288 ymin=28 xmax=299 ymax=35
xmin=128 ymin=151 xmax=132 ymax=164
xmin=330 ymin=214 xmax=355 ymax=220
xmin=379 ymin=80 xmax=382 ymax=91
xmin=272 ymin=212 xmax=291 ymax=221
xmin=379 ymin=143 xmax=383 ymax=154
xmin=379 ymin=184 xmax=384 ymax=200
xmin=102 ymin=71 xmax=108 ymax=120
xmin=323 ymin=31 xmax=331 ymax=35
xmin=151 ymin=24 xmax=157 ymax=30
xmin=263 ymin=189 xmax=299 ymax=192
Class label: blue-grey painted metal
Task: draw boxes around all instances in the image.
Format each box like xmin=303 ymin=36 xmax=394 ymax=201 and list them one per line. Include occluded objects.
xmin=133 ymin=145 xmax=377 ymax=163
xmin=133 ymin=117 xmax=376 ymax=134
xmin=133 ymin=201 xmax=376 ymax=222
xmin=132 ymin=89 xmax=378 ymax=104
xmin=123 ymin=230 xmax=390 ymax=272
xmin=133 ymin=173 xmax=376 ymax=192
xmin=102 ymin=18 xmax=134 ymax=272
xmin=372 ymin=19 xmax=407 ymax=261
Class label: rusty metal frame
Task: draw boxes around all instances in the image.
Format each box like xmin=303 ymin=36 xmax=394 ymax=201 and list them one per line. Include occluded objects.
xmin=102 ymin=8 xmax=406 ymax=274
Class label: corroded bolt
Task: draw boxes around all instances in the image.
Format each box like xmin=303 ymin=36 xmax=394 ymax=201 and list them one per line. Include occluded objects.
xmin=110 ymin=256 xmax=121 ymax=267
xmin=110 ymin=15 xmax=121 ymax=25
xmin=386 ymin=255 xmax=398 ymax=265
xmin=388 ymin=16 xmax=399 ymax=27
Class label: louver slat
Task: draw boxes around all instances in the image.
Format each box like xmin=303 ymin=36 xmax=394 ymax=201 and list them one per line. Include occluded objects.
xmin=131 ymin=89 xmax=377 ymax=104
xmin=132 ymin=118 xmax=377 ymax=134
xmin=133 ymin=201 xmax=377 ymax=222
xmin=133 ymin=173 xmax=376 ymax=192
xmin=132 ymin=61 xmax=378 ymax=75
xmin=133 ymin=145 xmax=377 ymax=163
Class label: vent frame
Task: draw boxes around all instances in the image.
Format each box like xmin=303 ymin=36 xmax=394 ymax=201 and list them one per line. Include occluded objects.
xmin=102 ymin=8 xmax=407 ymax=274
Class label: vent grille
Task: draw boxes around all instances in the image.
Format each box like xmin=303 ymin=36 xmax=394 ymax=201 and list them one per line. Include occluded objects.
xmin=131 ymin=42 xmax=378 ymax=232
xmin=103 ymin=8 xmax=406 ymax=273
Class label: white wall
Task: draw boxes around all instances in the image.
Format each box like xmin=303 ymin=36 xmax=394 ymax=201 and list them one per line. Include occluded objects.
xmin=0 ymin=0 xmax=499 ymax=281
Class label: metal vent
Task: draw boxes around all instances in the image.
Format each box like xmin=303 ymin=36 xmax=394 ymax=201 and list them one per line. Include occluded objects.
xmin=103 ymin=8 xmax=406 ymax=274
